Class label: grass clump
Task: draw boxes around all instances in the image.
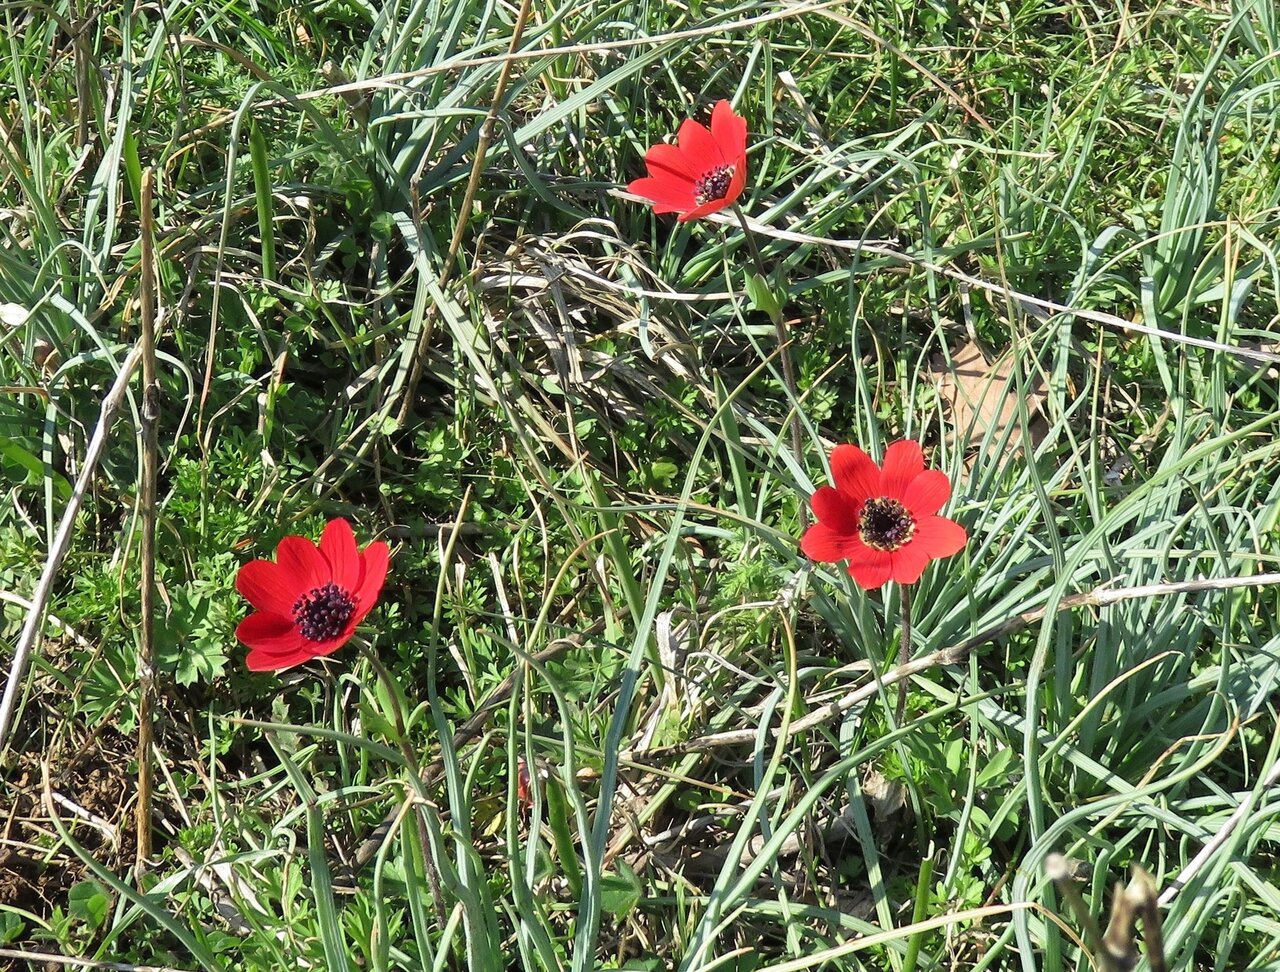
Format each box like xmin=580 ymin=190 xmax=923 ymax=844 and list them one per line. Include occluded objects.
xmin=2 ymin=1 xmax=1280 ymax=970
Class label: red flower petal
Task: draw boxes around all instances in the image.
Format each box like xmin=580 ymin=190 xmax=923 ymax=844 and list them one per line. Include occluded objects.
xmin=320 ymin=518 xmax=361 ymax=593
xmin=722 ymin=160 xmax=747 ymax=207
xmin=902 ymin=469 xmax=951 ymax=518
xmin=710 ymin=100 xmax=747 ymax=166
xmin=847 ymin=547 xmax=893 ymax=589
xmin=251 ymin=620 xmax=362 ymax=670
xmin=627 ymin=175 xmax=698 ymax=213
xmin=800 ymin=521 xmax=861 ymax=563
xmin=642 ymin=142 xmax=700 ymax=182
xmin=628 ymin=102 xmax=750 ymax=221
xmin=888 ymin=542 xmax=932 ymax=585
xmin=879 ymin=440 xmax=924 ymax=500
xmin=246 ymin=647 xmax=313 ymax=672
xmin=236 ymin=611 xmax=305 ymax=657
xmin=675 ymin=116 xmax=723 ymax=171
xmin=809 ymin=485 xmax=860 ymax=534
xmin=290 ymin=629 xmax=355 ymax=662
xmin=275 ymin=535 xmax=329 ymax=591
xmin=352 ymin=540 xmax=390 ymax=622
xmin=912 ymin=515 xmax=968 ymax=559
xmin=246 ymin=641 xmax=322 ymax=672
xmin=235 ymin=559 xmax=296 ymax=616
xmin=830 ymin=444 xmax=879 ymax=502
xmin=678 ymin=194 xmax=736 ymax=222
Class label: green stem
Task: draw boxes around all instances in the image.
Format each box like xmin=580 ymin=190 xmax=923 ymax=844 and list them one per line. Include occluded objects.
xmin=731 ymin=204 xmax=807 ymax=527
xmin=733 ymin=203 xmax=770 ymax=281
xmin=896 ymin=583 xmax=914 ymax=723
xmin=902 ymin=846 xmax=935 ymax=972
xmin=358 ymin=640 xmax=446 ymax=922
xmin=249 ymin=121 xmax=276 ymax=283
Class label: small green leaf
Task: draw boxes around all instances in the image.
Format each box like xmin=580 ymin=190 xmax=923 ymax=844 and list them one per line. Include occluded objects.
xmin=545 ymin=775 xmax=583 ymax=897
xmin=68 ymin=879 xmax=110 ymax=929
xmin=943 ymin=737 xmax=965 ymax=776
xmin=644 ymin=460 xmax=678 ymax=489
xmin=977 ymin=746 xmax=1014 ymax=786
xmin=360 ymin=707 xmax=399 ymax=745
xmin=370 ymin=211 xmax=396 ymax=241
xmin=156 ymin=590 xmax=229 ymax=686
xmin=0 ymin=912 xmax=24 ymax=944
xmin=0 ymin=435 xmax=70 ymax=498
xmin=600 ymin=861 xmax=642 ymax=917
xmin=744 ymin=271 xmax=784 ymax=320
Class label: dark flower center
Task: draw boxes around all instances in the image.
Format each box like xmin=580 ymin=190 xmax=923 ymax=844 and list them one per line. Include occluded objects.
xmin=858 ymin=497 xmax=915 ymax=551
xmin=292 ymin=582 xmax=356 ymax=642
xmin=694 ymin=165 xmax=734 ymax=205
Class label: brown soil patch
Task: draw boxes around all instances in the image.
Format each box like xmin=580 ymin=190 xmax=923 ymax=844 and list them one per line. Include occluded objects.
xmin=1 ymin=728 xmax=136 ymax=954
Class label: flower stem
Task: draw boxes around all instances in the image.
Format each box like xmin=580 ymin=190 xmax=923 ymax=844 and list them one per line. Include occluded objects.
xmin=732 ymin=204 xmax=807 ymax=528
xmin=358 ymin=641 xmax=446 ymax=923
xmin=733 ymin=204 xmax=769 ymax=280
xmin=896 ymin=583 xmax=913 ymax=723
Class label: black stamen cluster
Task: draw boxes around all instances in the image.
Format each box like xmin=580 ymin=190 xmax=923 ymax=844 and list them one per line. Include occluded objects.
xmin=293 ymin=582 xmax=356 ymax=642
xmin=694 ymin=165 xmax=734 ymax=205
xmin=858 ymin=497 xmax=915 ymax=551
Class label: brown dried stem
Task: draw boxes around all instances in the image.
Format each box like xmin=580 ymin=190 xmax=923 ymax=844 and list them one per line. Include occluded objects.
xmin=135 ymin=168 xmax=160 ymax=872
xmin=396 ymin=0 xmax=535 ymax=425
xmin=0 ymin=345 xmax=144 ymax=752
xmin=1099 ymin=867 xmax=1167 ymax=972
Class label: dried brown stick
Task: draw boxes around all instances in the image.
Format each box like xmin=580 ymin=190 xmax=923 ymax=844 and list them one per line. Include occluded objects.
xmin=1159 ymin=735 xmax=1280 ymax=907
xmin=135 ymin=167 xmax=159 ymax=871
xmin=1046 ymin=853 xmax=1107 ymax=961
xmin=395 ymin=0 xmax=534 ymax=425
xmin=72 ymin=0 xmax=93 ymax=150
xmin=1131 ymin=869 xmax=1167 ymax=972
xmin=895 ymin=582 xmax=913 ymax=723
xmin=0 ymin=344 xmax=144 ymax=752
xmin=1100 ymin=867 xmax=1167 ymax=972
xmin=623 ymin=646 xmax=966 ymax=764
xmin=719 ymin=212 xmax=1280 ymax=367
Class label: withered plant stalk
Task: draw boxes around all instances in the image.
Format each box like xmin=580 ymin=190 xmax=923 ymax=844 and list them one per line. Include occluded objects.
xmin=135 ymin=168 xmax=160 ymax=872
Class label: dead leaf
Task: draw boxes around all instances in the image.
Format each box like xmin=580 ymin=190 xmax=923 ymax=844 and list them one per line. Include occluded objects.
xmin=863 ymin=769 xmax=907 ymax=825
xmin=931 ymin=339 xmax=1048 ymax=461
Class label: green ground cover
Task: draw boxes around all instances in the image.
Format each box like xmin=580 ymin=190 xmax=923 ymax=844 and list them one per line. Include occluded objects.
xmin=3 ymin=0 xmax=1280 ymax=968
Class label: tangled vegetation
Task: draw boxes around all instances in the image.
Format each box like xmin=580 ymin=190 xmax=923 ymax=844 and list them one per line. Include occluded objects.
xmin=3 ymin=1 xmax=1280 ymax=970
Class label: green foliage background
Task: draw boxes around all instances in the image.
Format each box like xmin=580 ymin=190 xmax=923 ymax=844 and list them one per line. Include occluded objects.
xmin=2 ymin=0 xmax=1280 ymax=969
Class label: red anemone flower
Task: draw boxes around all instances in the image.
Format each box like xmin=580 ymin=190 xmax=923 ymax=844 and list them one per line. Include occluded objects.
xmin=627 ymin=99 xmax=748 ymax=222
xmin=801 ymin=440 xmax=967 ymax=589
xmin=234 ymin=518 xmax=389 ymax=672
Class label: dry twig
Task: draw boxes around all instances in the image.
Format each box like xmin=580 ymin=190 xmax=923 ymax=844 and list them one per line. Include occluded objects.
xmin=135 ymin=167 xmax=160 ymax=871
xmin=395 ymin=0 xmax=535 ymax=424
xmin=0 ymin=344 xmax=144 ymax=752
